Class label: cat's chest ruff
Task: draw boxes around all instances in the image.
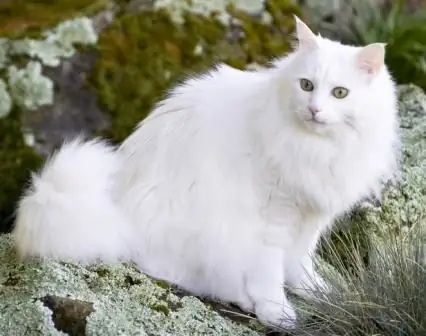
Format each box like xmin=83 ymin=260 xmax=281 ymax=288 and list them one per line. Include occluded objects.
xmin=258 ymin=149 xmax=363 ymax=219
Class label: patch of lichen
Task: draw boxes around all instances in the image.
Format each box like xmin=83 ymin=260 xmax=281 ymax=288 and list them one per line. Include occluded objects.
xmin=0 ymin=0 xmax=109 ymax=38
xmin=0 ymin=109 xmax=42 ymax=233
xmin=90 ymin=0 xmax=302 ymax=143
xmin=0 ymin=234 xmax=261 ymax=335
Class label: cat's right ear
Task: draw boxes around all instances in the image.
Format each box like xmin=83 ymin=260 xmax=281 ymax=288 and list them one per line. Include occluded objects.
xmin=356 ymin=43 xmax=386 ymax=76
xmin=293 ymin=15 xmax=318 ymax=50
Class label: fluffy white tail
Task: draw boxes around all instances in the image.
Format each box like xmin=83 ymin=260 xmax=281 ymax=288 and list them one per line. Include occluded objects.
xmin=12 ymin=138 xmax=134 ymax=264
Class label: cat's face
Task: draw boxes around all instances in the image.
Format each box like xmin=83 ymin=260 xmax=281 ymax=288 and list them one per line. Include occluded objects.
xmin=285 ymin=17 xmax=387 ymax=136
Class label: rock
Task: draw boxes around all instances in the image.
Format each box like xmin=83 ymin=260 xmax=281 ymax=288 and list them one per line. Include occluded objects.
xmin=20 ymin=10 xmax=119 ymax=157
xmin=0 ymin=234 xmax=263 ymax=336
xmin=22 ymin=50 xmax=112 ymax=157
xmin=367 ymin=84 xmax=426 ymax=236
xmin=361 ymin=84 xmax=426 ymax=259
xmin=0 ymin=12 xmax=117 ymax=233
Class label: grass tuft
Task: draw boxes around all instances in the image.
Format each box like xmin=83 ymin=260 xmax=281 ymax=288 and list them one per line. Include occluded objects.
xmin=288 ymin=224 xmax=426 ymax=336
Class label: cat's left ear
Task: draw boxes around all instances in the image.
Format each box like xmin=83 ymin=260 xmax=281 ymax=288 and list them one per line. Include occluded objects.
xmin=356 ymin=43 xmax=386 ymax=76
xmin=294 ymin=15 xmax=318 ymax=50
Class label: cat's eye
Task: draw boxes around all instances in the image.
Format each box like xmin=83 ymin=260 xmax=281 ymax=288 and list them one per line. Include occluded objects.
xmin=300 ymin=78 xmax=314 ymax=92
xmin=332 ymin=87 xmax=349 ymax=99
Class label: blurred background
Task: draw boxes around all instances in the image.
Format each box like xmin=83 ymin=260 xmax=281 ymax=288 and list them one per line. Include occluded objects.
xmin=0 ymin=0 xmax=425 ymax=233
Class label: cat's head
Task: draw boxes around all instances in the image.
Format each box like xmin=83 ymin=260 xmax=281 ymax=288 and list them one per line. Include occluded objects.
xmin=279 ymin=16 xmax=395 ymax=137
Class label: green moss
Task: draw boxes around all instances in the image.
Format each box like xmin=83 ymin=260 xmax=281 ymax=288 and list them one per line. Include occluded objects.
xmin=0 ymin=109 xmax=42 ymax=233
xmin=0 ymin=0 xmax=109 ymax=38
xmin=150 ymin=303 xmax=171 ymax=316
xmin=90 ymin=0 xmax=302 ymax=143
xmin=155 ymin=279 xmax=172 ymax=289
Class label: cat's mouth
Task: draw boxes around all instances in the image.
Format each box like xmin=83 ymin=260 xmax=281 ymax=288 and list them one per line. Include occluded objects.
xmin=298 ymin=115 xmax=332 ymax=135
xmin=305 ymin=116 xmax=327 ymax=125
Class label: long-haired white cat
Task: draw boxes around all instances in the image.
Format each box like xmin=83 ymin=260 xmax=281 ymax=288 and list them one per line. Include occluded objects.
xmin=12 ymin=17 xmax=400 ymax=329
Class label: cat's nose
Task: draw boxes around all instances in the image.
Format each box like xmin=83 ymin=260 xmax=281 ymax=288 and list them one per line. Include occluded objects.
xmin=308 ymin=105 xmax=320 ymax=115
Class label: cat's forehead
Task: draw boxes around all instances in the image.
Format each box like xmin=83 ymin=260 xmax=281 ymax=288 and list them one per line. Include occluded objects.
xmin=310 ymin=38 xmax=358 ymax=63
xmin=297 ymin=39 xmax=361 ymax=79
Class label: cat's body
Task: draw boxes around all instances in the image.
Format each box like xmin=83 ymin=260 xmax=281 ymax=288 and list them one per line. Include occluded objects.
xmin=13 ymin=18 xmax=400 ymax=329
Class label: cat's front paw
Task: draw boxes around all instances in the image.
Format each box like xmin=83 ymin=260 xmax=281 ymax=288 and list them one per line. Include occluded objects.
xmin=255 ymin=301 xmax=297 ymax=330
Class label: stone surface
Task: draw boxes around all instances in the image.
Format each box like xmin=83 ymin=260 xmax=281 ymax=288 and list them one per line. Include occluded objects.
xmin=0 ymin=234 xmax=263 ymax=336
xmin=22 ymin=50 xmax=111 ymax=157
xmin=20 ymin=9 xmax=118 ymax=157
xmin=0 ymin=9 xmax=115 ymax=233
xmin=366 ymin=84 xmax=426 ymax=236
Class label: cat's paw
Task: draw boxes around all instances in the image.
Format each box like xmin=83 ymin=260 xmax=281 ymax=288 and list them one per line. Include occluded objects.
xmin=255 ymin=301 xmax=297 ymax=330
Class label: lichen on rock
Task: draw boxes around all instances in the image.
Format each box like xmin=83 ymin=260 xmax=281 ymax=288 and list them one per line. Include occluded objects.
xmin=364 ymin=85 xmax=425 ymax=235
xmin=0 ymin=234 xmax=262 ymax=336
xmin=5 ymin=16 xmax=100 ymax=113
xmin=7 ymin=61 xmax=54 ymax=111
xmin=154 ymin=0 xmax=267 ymax=25
xmin=8 ymin=16 xmax=99 ymax=68
xmin=0 ymin=14 xmax=102 ymax=232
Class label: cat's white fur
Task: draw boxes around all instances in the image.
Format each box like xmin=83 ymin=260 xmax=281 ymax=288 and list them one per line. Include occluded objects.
xmin=12 ymin=17 xmax=400 ymax=329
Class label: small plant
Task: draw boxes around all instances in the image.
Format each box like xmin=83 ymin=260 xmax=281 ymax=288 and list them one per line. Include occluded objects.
xmin=318 ymin=0 xmax=426 ymax=91
xmin=287 ymin=224 xmax=426 ymax=336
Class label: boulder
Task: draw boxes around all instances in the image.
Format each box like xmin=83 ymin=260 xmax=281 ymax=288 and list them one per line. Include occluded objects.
xmin=0 ymin=234 xmax=263 ymax=336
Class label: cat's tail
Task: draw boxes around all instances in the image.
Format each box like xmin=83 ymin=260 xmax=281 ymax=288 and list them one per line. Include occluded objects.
xmin=12 ymin=138 xmax=134 ymax=264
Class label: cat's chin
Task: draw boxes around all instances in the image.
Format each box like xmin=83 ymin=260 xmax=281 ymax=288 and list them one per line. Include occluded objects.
xmin=296 ymin=116 xmax=331 ymax=135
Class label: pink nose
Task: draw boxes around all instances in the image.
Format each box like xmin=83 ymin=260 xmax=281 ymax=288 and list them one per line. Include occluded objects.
xmin=308 ymin=105 xmax=320 ymax=115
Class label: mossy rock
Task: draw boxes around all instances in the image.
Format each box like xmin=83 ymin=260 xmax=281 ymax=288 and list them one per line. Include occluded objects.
xmin=90 ymin=0 xmax=302 ymax=142
xmin=0 ymin=1 xmax=113 ymax=233
xmin=0 ymin=234 xmax=264 ymax=335
xmin=0 ymin=0 xmax=301 ymax=233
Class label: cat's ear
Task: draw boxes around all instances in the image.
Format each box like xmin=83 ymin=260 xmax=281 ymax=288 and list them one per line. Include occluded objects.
xmin=356 ymin=43 xmax=386 ymax=76
xmin=293 ymin=15 xmax=318 ymax=49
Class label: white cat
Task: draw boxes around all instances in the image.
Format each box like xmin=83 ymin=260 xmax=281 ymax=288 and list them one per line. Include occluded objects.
xmin=12 ymin=17 xmax=400 ymax=329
